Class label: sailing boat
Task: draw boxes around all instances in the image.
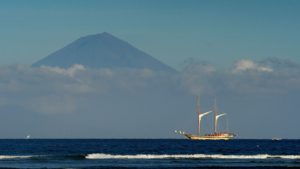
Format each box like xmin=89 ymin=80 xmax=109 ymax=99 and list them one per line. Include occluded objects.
xmin=175 ymin=97 xmax=235 ymax=140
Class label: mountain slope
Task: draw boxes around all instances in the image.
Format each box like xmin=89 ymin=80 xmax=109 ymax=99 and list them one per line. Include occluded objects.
xmin=33 ymin=32 xmax=175 ymax=72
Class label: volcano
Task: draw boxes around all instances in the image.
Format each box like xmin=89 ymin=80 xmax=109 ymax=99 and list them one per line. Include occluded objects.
xmin=33 ymin=32 xmax=175 ymax=72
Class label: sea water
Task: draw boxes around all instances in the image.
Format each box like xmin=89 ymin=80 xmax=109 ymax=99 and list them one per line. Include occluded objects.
xmin=0 ymin=139 xmax=299 ymax=168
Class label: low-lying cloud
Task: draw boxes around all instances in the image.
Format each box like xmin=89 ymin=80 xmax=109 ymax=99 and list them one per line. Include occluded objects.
xmin=0 ymin=58 xmax=299 ymax=138
xmin=0 ymin=65 xmax=179 ymax=114
xmin=182 ymin=58 xmax=300 ymax=95
xmin=233 ymin=59 xmax=273 ymax=73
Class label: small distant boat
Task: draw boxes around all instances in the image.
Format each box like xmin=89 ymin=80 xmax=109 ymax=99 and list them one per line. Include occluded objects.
xmin=176 ymin=97 xmax=235 ymax=140
xmin=272 ymin=138 xmax=282 ymax=141
xmin=26 ymin=135 xmax=31 ymax=139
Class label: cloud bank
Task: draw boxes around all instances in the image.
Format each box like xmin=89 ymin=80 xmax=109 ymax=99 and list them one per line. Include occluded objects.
xmin=0 ymin=58 xmax=299 ymax=138
xmin=182 ymin=58 xmax=300 ymax=95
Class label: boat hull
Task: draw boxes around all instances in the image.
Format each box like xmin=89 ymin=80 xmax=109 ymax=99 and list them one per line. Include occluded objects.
xmin=184 ymin=133 xmax=235 ymax=140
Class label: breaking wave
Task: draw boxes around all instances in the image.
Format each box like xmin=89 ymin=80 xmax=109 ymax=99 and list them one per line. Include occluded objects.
xmin=0 ymin=154 xmax=85 ymax=161
xmin=0 ymin=155 xmax=32 ymax=159
xmin=85 ymin=153 xmax=300 ymax=160
xmin=2 ymin=154 xmax=300 ymax=161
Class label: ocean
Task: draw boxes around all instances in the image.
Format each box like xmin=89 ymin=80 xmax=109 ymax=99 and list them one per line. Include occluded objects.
xmin=0 ymin=139 xmax=299 ymax=168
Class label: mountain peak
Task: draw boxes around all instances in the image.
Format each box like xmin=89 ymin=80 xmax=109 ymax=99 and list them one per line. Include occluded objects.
xmin=82 ymin=32 xmax=115 ymax=39
xmin=76 ymin=32 xmax=120 ymax=45
xmin=100 ymin=31 xmax=113 ymax=36
xmin=33 ymin=33 xmax=176 ymax=72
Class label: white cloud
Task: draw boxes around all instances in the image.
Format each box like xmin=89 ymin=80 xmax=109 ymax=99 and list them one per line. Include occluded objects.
xmin=0 ymin=65 xmax=178 ymax=114
xmin=182 ymin=58 xmax=300 ymax=96
xmin=40 ymin=64 xmax=85 ymax=77
xmin=233 ymin=59 xmax=273 ymax=73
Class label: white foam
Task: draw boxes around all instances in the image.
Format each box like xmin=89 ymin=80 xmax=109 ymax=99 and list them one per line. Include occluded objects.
xmin=85 ymin=153 xmax=300 ymax=160
xmin=0 ymin=155 xmax=32 ymax=159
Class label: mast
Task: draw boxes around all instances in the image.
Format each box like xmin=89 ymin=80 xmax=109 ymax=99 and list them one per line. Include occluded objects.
xmin=196 ymin=96 xmax=212 ymax=136
xmin=213 ymin=98 xmax=218 ymax=133
xmin=226 ymin=115 xmax=229 ymax=132
xmin=216 ymin=113 xmax=226 ymax=132
xmin=196 ymin=96 xmax=201 ymax=136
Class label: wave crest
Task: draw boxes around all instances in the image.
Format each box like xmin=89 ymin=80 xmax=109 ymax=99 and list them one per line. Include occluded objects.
xmin=0 ymin=155 xmax=32 ymax=159
xmin=85 ymin=153 xmax=300 ymax=160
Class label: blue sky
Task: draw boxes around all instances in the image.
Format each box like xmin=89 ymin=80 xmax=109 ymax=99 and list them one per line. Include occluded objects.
xmin=0 ymin=0 xmax=300 ymax=69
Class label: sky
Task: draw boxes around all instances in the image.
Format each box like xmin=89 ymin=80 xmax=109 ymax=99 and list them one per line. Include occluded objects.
xmin=0 ymin=0 xmax=300 ymax=139
xmin=0 ymin=0 xmax=300 ymax=69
